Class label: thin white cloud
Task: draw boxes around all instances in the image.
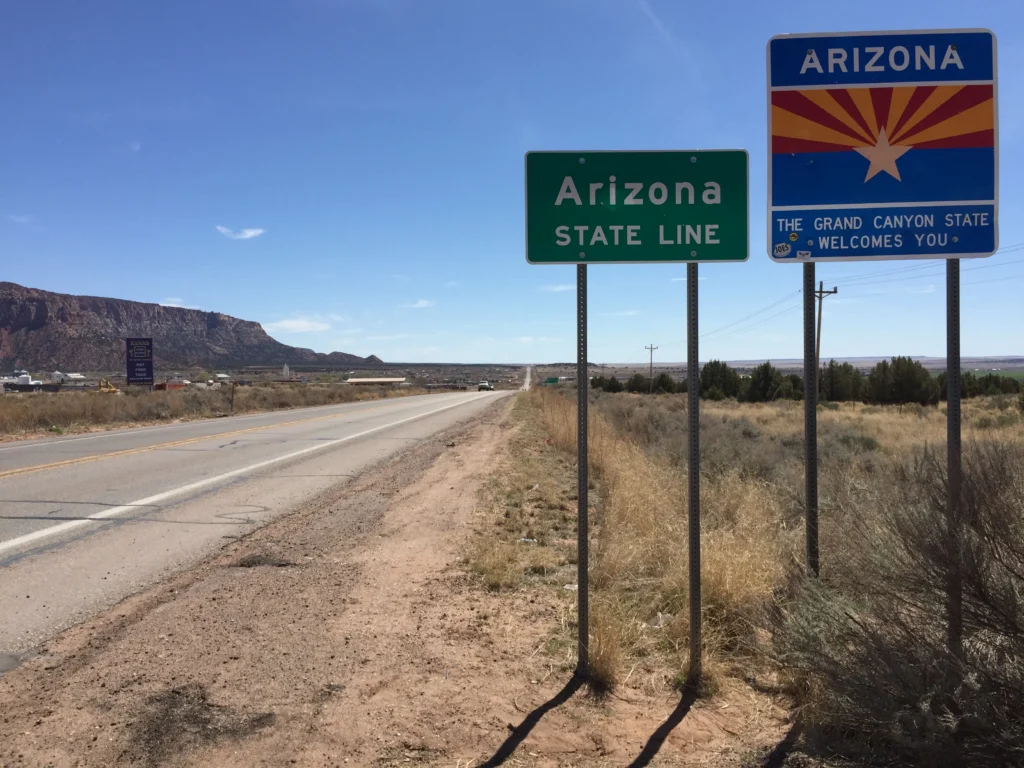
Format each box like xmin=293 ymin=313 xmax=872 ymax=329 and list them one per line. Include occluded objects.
xmin=540 ymin=284 xmax=574 ymax=292
xmin=405 ymin=299 xmax=435 ymax=309
xmin=367 ymin=333 xmax=412 ymax=341
xmin=636 ymin=0 xmax=676 ymax=44
xmin=517 ymin=336 xmax=560 ymax=344
xmin=129 ymin=140 xmax=142 ymax=153
xmin=907 ymin=284 xmax=937 ymax=295
xmin=160 ymin=298 xmax=200 ymax=309
xmin=216 ymin=225 xmax=266 ymax=240
xmin=601 ymin=310 xmax=641 ymax=317
xmin=8 ymin=214 xmax=32 ymax=224
xmin=264 ymin=317 xmax=330 ymax=333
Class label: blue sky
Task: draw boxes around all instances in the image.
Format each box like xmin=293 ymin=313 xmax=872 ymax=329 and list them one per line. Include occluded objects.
xmin=3 ymin=0 xmax=1022 ymax=364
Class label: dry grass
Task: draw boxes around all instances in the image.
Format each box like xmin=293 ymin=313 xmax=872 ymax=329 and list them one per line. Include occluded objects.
xmin=0 ymin=384 xmax=425 ymax=438
xmin=466 ymin=394 xmax=578 ymax=596
xmin=531 ymin=387 xmax=799 ymax=691
xmin=527 ymin=386 xmax=1024 ymax=763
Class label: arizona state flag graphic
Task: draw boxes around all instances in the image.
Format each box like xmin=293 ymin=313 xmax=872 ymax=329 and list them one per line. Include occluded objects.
xmin=768 ymin=30 xmax=997 ymax=262
xmin=772 ymin=84 xmax=995 ymax=206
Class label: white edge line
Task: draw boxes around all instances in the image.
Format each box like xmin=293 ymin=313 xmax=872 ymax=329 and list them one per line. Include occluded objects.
xmin=772 ymin=201 xmax=995 ymax=211
xmin=0 ymin=393 xmax=497 ymax=556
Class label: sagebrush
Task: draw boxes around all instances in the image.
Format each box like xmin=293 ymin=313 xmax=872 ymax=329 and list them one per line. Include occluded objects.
xmin=530 ymin=386 xmax=1024 ymax=764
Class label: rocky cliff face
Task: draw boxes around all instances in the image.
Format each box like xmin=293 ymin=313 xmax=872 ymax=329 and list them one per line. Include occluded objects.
xmin=0 ymin=282 xmax=377 ymax=371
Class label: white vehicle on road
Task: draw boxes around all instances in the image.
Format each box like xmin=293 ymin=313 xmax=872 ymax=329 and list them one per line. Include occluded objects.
xmin=478 ymin=381 xmax=494 ymax=391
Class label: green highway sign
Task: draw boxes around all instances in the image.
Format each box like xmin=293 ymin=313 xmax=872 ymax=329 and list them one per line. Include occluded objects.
xmin=525 ymin=150 xmax=748 ymax=264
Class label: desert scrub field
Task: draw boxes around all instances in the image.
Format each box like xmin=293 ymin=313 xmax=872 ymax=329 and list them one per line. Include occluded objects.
xmin=529 ymin=386 xmax=1024 ymax=766
xmin=0 ymin=384 xmax=426 ymax=438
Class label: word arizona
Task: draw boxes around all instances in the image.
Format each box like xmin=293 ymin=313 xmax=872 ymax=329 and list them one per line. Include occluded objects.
xmin=800 ymin=44 xmax=964 ymax=74
xmin=554 ymin=176 xmax=722 ymax=206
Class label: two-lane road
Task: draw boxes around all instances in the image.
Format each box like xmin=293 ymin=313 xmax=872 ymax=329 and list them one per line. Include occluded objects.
xmin=0 ymin=390 xmax=509 ymax=661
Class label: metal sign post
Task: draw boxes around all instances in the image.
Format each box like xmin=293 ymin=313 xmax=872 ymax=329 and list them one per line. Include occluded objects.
xmin=803 ymin=263 xmax=819 ymax=576
xmin=576 ymin=263 xmax=589 ymax=677
xmin=686 ymin=262 xmax=701 ymax=680
xmin=768 ymin=29 xmax=998 ymax=581
xmin=526 ymin=149 xmax=749 ymax=684
xmin=946 ymin=259 xmax=963 ymax=659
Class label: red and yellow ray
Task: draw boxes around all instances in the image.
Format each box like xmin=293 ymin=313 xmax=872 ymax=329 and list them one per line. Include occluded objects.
xmin=772 ymin=85 xmax=994 ymax=153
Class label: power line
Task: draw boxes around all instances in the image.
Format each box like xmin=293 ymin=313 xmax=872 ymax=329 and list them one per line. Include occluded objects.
xmin=962 ymin=272 xmax=1024 ymax=287
xmin=704 ymin=303 xmax=803 ymax=342
xmin=658 ymin=246 xmax=1024 ymax=351
xmin=825 ymin=245 xmax=1024 ymax=289
xmin=700 ymin=289 xmax=803 ymax=339
xmin=831 ymin=256 xmax=1024 ymax=291
xmin=702 ymin=267 xmax=1024 ymax=343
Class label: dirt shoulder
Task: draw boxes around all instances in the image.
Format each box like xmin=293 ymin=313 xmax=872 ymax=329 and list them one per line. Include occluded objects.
xmin=0 ymin=394 xmax=792 ymax=767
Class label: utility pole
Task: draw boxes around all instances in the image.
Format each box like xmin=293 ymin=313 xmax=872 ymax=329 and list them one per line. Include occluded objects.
xmin=814 ymin=281 xmax=838 ymax=398
xmin=645 ymin=344 xmax=659 ymax=394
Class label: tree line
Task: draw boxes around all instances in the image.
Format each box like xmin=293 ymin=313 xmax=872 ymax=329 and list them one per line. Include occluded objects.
xmin=589 ymin=357 xmax=1022 ymax=406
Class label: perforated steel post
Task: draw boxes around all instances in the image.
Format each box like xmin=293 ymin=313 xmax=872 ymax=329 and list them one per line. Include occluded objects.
xmin=576 ymin=263 xmax=589 ymax=678
xmin=687 ymin=261 xmax=701 ymax=682
xmin=803 ymin=263 xmax=819 ymax=576
xmin=946 ymin=258 xmax=963 ymax=659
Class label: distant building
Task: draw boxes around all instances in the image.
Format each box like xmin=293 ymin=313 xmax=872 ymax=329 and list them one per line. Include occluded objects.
xmin=282 ymin=363 xmax=290 ymax=379
xmin=215 ymin=373 xmax=231 ymax=381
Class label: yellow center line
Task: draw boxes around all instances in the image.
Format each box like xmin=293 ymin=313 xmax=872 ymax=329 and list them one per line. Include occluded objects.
xmin=0 ymin=401 xmax=405 ymax=480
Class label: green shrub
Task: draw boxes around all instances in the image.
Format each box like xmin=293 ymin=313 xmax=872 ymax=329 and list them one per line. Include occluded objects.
xmin=742 ymin=361 xmax=783 ymax=403
xmin=703 ymin=385 xmax=725 ymax=401
xmin=700 ymin=360 xmax=741 ymax=398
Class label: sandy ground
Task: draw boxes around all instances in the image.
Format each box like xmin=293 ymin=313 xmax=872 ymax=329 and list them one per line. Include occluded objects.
xmin=0 ymin=397 xmax=793 ymax=767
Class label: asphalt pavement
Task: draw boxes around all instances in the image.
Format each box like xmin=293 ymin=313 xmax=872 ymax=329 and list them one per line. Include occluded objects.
xmin=0 ymin=390 xmax=508 ymax=658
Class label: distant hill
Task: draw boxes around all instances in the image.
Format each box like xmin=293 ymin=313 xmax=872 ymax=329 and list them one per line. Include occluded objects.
xmin=0 ymin=282 xmax=379 ymax=372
